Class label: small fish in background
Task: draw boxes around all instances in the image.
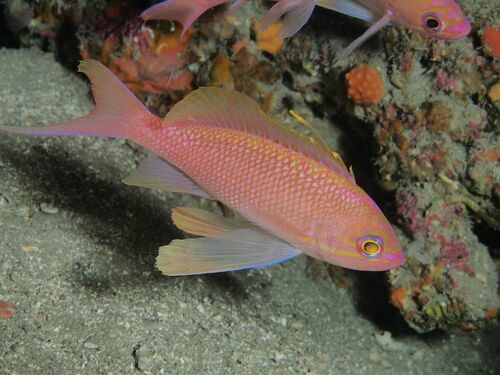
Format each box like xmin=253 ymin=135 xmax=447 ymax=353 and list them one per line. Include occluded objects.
xmin=141 ymin=0 xmax=471 ymax=57
xmin=0 ymin=59 xmax=404 ymax=276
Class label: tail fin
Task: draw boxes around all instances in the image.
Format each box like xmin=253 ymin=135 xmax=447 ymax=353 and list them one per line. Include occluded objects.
xmin=260 ymin=0 xmax=316 ymax=38
xmin=0 ymin=59 xmax=154 ymax=139
xmin=141 ymin=0 xmax=232 ymax=38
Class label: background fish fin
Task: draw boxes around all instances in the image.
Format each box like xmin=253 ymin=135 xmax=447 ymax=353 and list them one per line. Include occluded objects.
xmin=163 ymin=87 xmax=355 ymax=182
xmin=172 ymin=207 xmax=248 ymax=237
xmin=316 ymin=0 xmax=374 ymax=21
xmin=229 ymin=0 xmax=248 ymax=13
xmin=0 ymin=59 xmax=157 ymax=138
xmin=229 ymin=0 xmax=249 ymax=11
xmin=339 ymin=10 xmax=392 ymax=58
xmin=122 ymin=155 xmax=212 ymax=198
xmin=141 ymin=0 xmax=231 ymax=37
xmin=157 ymin=228 xmax=301 ymax=276
xmin=260 ymin=0 xmax=316 ymax=38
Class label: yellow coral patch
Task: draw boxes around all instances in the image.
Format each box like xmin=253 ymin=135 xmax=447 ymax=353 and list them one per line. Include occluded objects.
xmin=254 ymin=21 xmax=284 ymax=54
xmin=487 ymin=82 xmax=500 ymax=102
xmin=210 ymin=53 xmax=233 ymax=86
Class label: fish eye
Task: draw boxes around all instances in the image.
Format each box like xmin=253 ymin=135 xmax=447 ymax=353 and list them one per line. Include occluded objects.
xmin=423 ymin=13 xmax=443 ymax=32
xmin=358 ymin=235 xmax=383 ymax=258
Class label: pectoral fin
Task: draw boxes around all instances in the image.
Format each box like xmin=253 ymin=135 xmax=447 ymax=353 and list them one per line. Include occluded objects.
xmin=123 ymin=155 xmax=211 ymax=198
xmin=157 ymin=228 xmax=301 ymax=276
xmin=339 ymin=10 xmax=392 ymax=58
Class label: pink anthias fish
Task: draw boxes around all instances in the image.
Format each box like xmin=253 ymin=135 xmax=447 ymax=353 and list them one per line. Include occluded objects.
xmin=141 ymin=0 xmax=471 ymax=56
xmin=0 ymin=59 xmax=404 ymax=275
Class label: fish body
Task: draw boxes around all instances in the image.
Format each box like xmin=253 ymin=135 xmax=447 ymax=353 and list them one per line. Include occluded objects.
xmin=0 ymin=60 xmax=404 ymax=275
xmin=130 ymin=112 xmax=400 ymax=271
xmin=142 ymin=0 xmax=470 ymax=56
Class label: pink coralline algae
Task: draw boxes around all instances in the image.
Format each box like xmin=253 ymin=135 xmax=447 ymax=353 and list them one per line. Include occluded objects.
xmin=396 ymin=190 xmax=473 ymax=278
xmin=390 ymin=185 xmax=498 ymax=332
xmin=435 ymin=234 xmax=473 ymax=276
xmin=436 ymin=70 xmax=461 ymax=94
xmin=467 ymin=117 xmax=488 ymax=141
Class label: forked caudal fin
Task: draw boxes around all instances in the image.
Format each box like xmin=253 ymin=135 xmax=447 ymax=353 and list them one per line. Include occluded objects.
xmin=0 ymin=59 xmax=157 ymax=139
xmin=141 ymin=0 xmax=238 ymax=38
xmin=260 ymin=0 xmax=317 ymax=38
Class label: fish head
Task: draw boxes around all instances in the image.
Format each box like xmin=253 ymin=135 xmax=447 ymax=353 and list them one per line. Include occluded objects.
xmin=310 ymin=185 xmax=404 ymax=271
xmin=391 ymin=0 xmax=471 ymax=40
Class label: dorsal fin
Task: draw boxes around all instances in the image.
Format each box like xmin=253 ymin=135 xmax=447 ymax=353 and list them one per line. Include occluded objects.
xmin=162 ymin=87 xmax=355 ymax=183
xmin=288 ymin=110 xmax=354 ymax=182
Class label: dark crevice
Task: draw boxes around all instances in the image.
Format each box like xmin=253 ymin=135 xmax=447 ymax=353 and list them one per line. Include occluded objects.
xmin=54 ymin=18 xmax=81 ymax=71
xmin=472 ymin=220 xmax=500 ymax=258
xmin=0 ymin=4 xmax=21 ymax=48
xmin=321 ymin=110 xmax=406 ymax=331
xmin=471 ymin=92 xmax=479 ymax=106
xmin=281 ymin=70 xmax=295 ymax=90
xmin=333 ymin=112 xmax=401 ymax=222
xmin=351 ymin=271 xmax=413 ymax=335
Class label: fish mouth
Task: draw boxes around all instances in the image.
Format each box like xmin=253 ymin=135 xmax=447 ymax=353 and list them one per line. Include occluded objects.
xmin=443 ymin=17 xmax=472 ymax=40
xmin=325 ymin=250 xmax=405 ymax=271
xmin=387 ymin=250 xmax=405 ymax=268
xmin=374 ymin=253 xmax=404 ymax=271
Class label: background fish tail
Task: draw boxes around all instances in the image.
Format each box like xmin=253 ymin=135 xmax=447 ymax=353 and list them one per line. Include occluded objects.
xmin=141 ymin=0 xmax=232 ymax=37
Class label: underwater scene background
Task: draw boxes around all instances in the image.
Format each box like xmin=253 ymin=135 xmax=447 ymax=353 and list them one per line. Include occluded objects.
xmin=0 ymin=0 xmax=498 ymax=373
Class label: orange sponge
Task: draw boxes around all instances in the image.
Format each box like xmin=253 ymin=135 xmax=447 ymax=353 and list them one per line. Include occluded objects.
xmin=345 ymin=64 xmax=384 ymax=105
xmin=483 ymin=26 xmax=500 ymax=58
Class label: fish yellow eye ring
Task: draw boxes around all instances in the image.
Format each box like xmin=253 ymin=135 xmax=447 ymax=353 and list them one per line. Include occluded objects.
xmin=358 ymin=236 xmax=383 ymax=258
xmin=423 ymin=13 xmax=443 ymax=32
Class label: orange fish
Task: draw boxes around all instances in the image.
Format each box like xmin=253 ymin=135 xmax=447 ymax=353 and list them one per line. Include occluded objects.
xmin=0 ymin=60 xmax=403 ymax=275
